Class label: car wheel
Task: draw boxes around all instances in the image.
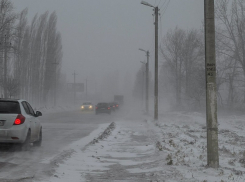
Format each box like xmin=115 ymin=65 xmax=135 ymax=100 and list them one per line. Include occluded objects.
xmin=33 ymin=129 xmax=42 ymax=147
xmin=21 ymin=130 xmax=31 ymax=151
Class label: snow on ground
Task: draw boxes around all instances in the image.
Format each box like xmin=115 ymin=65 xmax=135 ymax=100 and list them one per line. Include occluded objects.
xmin=153 ymin=112 xmax=245 ymax=182
xmin=35 ymin=111 xmax=245 ymax=182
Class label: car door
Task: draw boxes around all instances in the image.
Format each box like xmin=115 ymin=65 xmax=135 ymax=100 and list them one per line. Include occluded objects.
xmin=22 ymin=102 xmax=37 ymax=141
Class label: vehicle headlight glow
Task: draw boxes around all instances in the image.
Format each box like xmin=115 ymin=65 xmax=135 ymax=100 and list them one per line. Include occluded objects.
xmin=81 ymin=106 xmax=84 ymax=109
xmin=89 ymin=105 xmax=92 ymax=109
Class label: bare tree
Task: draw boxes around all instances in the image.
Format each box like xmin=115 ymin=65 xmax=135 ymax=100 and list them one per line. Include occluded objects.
xmin=216 ymin=0 xmax=245 ymax=109
xmin=160 ymin=27 xmax=186 ymax=107
xmin=31 ymin=12 xmax=48 ymax=104
xmin=0 ymin=3 xmax=63 ymax=105
xmin=182 ymin=29 xmax=204 ymax=96
xmin=160 ymin=27 xmax=205 ymax=110
xmin=0 ymin=0 xmax=16 ymax=98
xmin=43 ymin=12 xmax=58 ymax=104
xmin=13 ymin=8 xmax=28 ymax=98
xmin=5 ymin=76 xmax=19 ymax=98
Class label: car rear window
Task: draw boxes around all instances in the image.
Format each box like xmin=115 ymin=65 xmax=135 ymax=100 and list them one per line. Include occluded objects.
xmin=0 ymin=101 xmax=21 ymax=114
xmin=97 ymin=103 xmax=108 ymax=107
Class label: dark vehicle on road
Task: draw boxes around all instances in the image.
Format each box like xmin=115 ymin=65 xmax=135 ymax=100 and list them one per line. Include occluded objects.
xmin=114 ymin=95 xmax=124 ymax=106
xmin=0 ymin=99 xmax=42 ymax=150
xmin=95 ymin=103 xmax=111 ymax=115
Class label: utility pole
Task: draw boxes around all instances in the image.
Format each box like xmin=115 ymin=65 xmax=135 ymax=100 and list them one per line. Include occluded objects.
xmin=146 ymin=51 xmax=149 ymax=115
xmin=53 ymin=59 xmax=59 ymax=107
xmin=142 ymin=70 xmax=144 ymax=107
xmin=204 ymin=0 xmax=219 ymax=168
xmin=154 ymin=6 xmax=159 ymax=121
xmin=141 ymin=1 xmax=159 ymax=120
xmin=86 ymin=77 xmax=88 ymax=101
xmin=72 ymin=71 xmax=77 ymax=105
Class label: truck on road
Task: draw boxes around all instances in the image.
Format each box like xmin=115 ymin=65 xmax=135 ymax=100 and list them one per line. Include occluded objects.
xmin=114 ymin=95 xmax=124 ymax=105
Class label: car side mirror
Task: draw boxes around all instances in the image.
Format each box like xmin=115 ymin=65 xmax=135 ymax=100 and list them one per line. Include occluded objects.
xmin=36 ymin=111 xmax=42 ymax=117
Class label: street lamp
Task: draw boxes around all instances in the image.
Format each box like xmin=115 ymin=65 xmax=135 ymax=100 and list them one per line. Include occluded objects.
xmin=141 ymin=1 xmax=159 ymax=120
xmin=139 ymin=48 xmax=149 ymax=115
xmin=141 ymin=1 xmax=154 ymax=7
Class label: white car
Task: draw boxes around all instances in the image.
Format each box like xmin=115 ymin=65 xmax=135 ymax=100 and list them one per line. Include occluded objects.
xmin=0 ymin=99 xmax=42 ymax=150
xmin=81 ymin=102 xmax=93 ymax=111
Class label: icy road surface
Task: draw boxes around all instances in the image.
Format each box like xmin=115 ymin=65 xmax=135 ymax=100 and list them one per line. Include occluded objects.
xmin=0 ymin=109 xmax=118 ymax=181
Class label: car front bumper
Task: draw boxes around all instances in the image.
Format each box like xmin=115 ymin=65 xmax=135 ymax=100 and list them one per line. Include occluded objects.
xmin=81 ymin=108 xmax=93 ymax=111
xmin=96 ymin=109 xmax=111 ymax=113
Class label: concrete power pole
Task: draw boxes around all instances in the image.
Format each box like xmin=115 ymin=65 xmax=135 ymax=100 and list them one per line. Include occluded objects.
xmin=154 ymin=6 xmax=159 ymax=121
xmin=204 ymin=0 xmax=219 ymax=168
xmin=86 ymin=77 xmax=88 ymax=101
xmin=146 ymin=51 xmax=149 ymax=115
xmin=140 ymin=1 xmax=158 ymax=119
xmin=142 ymin=70 xmax=144 ymax=107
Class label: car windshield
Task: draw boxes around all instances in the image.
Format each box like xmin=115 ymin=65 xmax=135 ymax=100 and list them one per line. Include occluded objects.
xmin=83 ymin=102 xmax=92 ymax=105
xmin=0 ymin=101 xmax=21 ymax=114
xmin=97 ymin=103 xmax=108 ymax=107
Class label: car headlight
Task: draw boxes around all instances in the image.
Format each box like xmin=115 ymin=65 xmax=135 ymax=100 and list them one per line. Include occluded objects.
xmin=89 ymin=105 xmax=92 ymax=109
xmin=81 ymin=106 xmax=84 ymax=109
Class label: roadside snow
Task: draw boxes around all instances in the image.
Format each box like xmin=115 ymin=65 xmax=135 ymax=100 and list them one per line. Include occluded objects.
xmin=36 ymin=111 xmax=245 ymax=182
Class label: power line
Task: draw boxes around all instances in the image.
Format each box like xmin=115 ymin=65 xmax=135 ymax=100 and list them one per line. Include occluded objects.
xmin=157 ymin=0 xmax=162 ymax=7
xmin=154 ymin=0 xmax=157 ymax=6
xmin=146 ymin=9 xmax=155 ymax=63
xmin=154 ymin=0 xmax=161 ymax=7
xmin=159 ymin=0 xmax=167 ymax=10
xmin=159 ymin=13 xmax=163 ymax=45
xmin=160 ymin=0 xmax=170 ymax=15
xmin=158 ymin=0 xmax=170 ymax=46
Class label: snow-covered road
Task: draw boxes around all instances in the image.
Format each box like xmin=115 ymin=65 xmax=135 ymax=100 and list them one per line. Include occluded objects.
xmin=0 ymin=107 xmax=119 ymax=182
xmin=1 ymin=106 xmax=245 ymax=182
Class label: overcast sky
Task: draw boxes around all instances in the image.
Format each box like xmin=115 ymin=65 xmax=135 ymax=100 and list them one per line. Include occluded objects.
xmin=13 ymin=0 xmax=204 ymax=86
